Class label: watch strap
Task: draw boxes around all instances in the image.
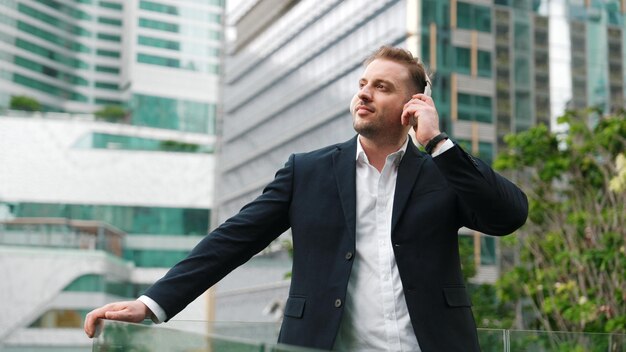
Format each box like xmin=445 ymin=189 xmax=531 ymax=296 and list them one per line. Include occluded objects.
xmin=425 ymin=132 xmax=449 ymax=155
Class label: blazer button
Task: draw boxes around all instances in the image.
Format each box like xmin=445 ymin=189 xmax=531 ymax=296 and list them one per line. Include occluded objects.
xmin=345 ymin=252 xmax=353 ymax=260
xmin=334 ymin=299 xmax=342 ymax=308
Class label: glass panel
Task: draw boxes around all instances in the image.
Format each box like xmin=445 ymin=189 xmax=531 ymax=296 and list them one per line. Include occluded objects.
xmin=457 ymin=2 xmax=472 ymax=29
xmin=514 ymin=21 xmax=530 ymax=51
xmin=14 ymin=56 xmax=89 ymax=86
xmin=95 ymin=81 xmax=118 ymax=90
xmin=97 ymin=49 xmax=121 ymax=58
xmin=34 ymin=0 xmax=92 ymax=20
xmin=99 ymin=1 xmax=123 ymax=10
xmin=514 ymin=56 xmax=530 ymax=87
xmin=91 ymin=320 xmax=325 ymax=351
xmin=139 ymin=0 xmax=222 ymax=23
xmin=97 ymin=33 xmax=121 ymax=42
xmin=508 ymin=330 xmax=625 ymax=351
xmin=8 ymin=202 xmax=210 ymax=236
xmin=138 ymin=35 xmax=180 ymax=50
xmin=480 ymin=234 xmax=496 ymax=264
xmin=92 ymin=320 xmax=261 ymax=352
xmin=17 ymin=20 xmax=91 ymax=53
xmin=13 ymin=73 xmax=88 ymax=101
xmin=126 ymin=249 xmax=190 ymax=267
xmin=477 ymin=50 xmax=492 ymax=77
xmin=137 ymin=52 xmax=180 ymax=67
xmin=95 ymin=65 xmax=119 ymax=74
xmin=78 ymin=132 xmax=213 ymax=153
xmin=477 ymin=328 xmax=506 ymax=352
xmin=457 ymin=93 xmax=492 ymax=122
xmin=139 ymin=17 xmax=179 ymax=32
xmin=91 ymin=321 xmax=626 ymax=351
xmin=18 ymin=3 xmax=91 ymax=36
xmin=475 ymin=5 xmax=492 ymax=32
xmin=455 ymin=47 xmax=471 ymax=75
xmin=514 ymin=91 xmax=531 ymax=131
xmin=97 ymin=16 xmax=122 ymax=26
xmin=15 ymin=38 xmax=90 ymax=69
xmin=131 ymin=93 xmax=216 ymax=133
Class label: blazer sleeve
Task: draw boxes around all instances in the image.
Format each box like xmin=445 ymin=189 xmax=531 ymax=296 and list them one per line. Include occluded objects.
xmin=143 ymin=154 xmax=295 ymax=320
xmin=432 ymin=144 xmax=528 ymax=236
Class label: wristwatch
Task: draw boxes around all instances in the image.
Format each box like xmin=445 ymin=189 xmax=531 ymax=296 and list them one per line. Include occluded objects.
xmin=425 ymin=132 xmax=448 ymax=155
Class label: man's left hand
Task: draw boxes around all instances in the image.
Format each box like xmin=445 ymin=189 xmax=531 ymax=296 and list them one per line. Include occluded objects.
xmin=400 ymin=93 xmax=441 ymax=146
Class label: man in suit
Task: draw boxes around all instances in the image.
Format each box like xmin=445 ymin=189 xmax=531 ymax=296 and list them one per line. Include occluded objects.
xmin=85 ymin=46 xmax=528 ymax=351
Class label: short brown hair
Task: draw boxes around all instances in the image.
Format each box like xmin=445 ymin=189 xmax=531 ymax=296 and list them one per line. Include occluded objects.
xmin=364 ymin=46 xmax=429 ymax=94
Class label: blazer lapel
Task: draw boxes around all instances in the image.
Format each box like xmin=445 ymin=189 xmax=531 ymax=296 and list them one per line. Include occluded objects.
xmin=392 ymin=138 xmax=427 ymax=232
xmin=332 ymin=136 xmax=358 ymax=243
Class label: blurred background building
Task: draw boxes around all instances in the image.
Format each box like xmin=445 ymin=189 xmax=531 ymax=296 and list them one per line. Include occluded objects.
xmin=218 ymin=0 xmax=626 ymax=320
xmin=1 ymin=0 xmax=625 ymax=350
xmin=0 ymin=0 xmax=223 ymax=350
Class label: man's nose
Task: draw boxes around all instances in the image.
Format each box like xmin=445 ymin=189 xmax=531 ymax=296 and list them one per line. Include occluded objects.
xmin=357 ymin=85 xmax=372 ymax=101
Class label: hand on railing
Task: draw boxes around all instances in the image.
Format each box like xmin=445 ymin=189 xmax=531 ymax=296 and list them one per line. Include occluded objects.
xmin=84 ymin=300 xmax=151 ymax=338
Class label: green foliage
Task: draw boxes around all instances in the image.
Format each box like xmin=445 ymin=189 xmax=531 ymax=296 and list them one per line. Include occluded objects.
xmin=94 ymin=105 xmax=127 ymax=122
xmin=10 ymin=95 xmax=42 ymax=111
xmin=459 ymin=236 xmax=477 ymax=279
xmin=493 ymin=109 xmax=626 ymax=334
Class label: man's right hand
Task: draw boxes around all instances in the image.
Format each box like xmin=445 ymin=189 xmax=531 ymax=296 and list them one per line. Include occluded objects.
xmin=84 ymin=300 xmax=151 ymax=338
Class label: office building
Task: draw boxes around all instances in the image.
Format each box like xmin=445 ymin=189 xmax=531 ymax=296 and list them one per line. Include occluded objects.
xmin=0 ymin=0 xmax=223 ymax=350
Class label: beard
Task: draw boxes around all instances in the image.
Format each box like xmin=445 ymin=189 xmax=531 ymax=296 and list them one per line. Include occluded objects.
xmin=353 ymin=118 xmax=381 ymax=139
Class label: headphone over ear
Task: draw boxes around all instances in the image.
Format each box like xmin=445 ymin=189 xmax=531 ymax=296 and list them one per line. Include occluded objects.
xmin=423 ymin=73 xmax=432 ymax=97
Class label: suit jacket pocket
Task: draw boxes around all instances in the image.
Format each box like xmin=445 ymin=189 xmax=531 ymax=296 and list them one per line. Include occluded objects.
xmin=284 ymin=296 xmax=306 ymax=318
xmin=443 ymin=286 xmax=472 ymax=307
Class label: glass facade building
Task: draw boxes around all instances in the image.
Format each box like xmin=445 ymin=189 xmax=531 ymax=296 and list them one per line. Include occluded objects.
xmin=0 ymin=1 xmax=223 ymax=348
xmin=0 ymin=0 xmax=223 ymax=133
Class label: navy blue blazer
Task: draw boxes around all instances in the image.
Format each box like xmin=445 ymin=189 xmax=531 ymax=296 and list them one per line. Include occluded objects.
xmin=144 ymin=136 xmax=528 ymax=351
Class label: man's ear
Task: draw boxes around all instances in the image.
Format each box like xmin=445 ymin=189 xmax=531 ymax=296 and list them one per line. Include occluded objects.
xmin=349 ymin=94 xmax=359 ymax=115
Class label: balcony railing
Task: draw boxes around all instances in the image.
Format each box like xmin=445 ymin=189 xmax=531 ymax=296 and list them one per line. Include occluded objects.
xmin=93 ymin=320 xmax=626 ymax=351
xmin=0 ymin=217 xmax=125 ymax=257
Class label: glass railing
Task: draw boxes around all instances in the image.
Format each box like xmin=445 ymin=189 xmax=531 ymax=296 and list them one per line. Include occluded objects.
xmin=507 ymin=329 xmax=626 ymax=352
xmin=92 ymin=320 xmax=324 ymax=351
xmin=0 ymin=217 xmax=125 ymax=257
xmin=93 ymin=320 xmax=626 ymax=351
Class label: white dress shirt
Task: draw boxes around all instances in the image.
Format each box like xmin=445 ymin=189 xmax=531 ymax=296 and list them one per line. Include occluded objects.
xmin=139 ymin=137 xmax=455 ymax=349
xmin=333 ymin=136 xmax=453 ymax=351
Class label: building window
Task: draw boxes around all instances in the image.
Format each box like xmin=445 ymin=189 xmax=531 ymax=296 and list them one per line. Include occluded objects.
xmin=137 ymin=53 xmax=180 ymax=67
xmin=98 ymin=16 xmax=122 ymax=26
xmin=95 ymin=65 xmax=120 ymax=74
xmin=15 ymin=38 xmax=89 ymax=69
xmin=138 ymin=35 xmax=180 ymax=50
xmin=97 ymin=33 xmax=121 ymax=42
xmin=33 ymin=0 xmax=92 ymax=20
xmin=75 ymin=132 xmax=213 ymax=153
xmin=17 ymin=21 xmax=91 ymax=53
xmin=131 ymin=93 xmax=217 ymax=134
xmin=455 ymin=47 xmax=471 ymax=75
xmin=13 ymin=73 xmax=88 ymax=102
xmin=457 ymin=2 xmax=491 ymax=32
xmin=138 ymin=17 xmax=179 ymax=32
xmin=477 ymin=50 xmax=492 ymax=77
xmin=457 ymin=93 xmax=493 ymax=123
xmin=99 ymin=1 xmax=123 ymax=10
xmin=97 ymin=49 xmax=121 ymax=58
xmin=95 ymin=81 xmax=118 ymax=90
xmin=9 ymin=202 xmax=210 ymax=236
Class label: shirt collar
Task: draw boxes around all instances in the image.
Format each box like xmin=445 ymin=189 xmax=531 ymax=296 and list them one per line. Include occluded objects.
xmin=356 ymin=135 xmax=409 ymax=166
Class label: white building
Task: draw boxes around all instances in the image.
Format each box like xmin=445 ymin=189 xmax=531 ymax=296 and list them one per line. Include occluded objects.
xmin=0 ymin=0 xmax=224 ymax=350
